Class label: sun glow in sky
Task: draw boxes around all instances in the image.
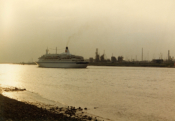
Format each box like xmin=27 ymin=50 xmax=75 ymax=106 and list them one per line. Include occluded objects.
xmin=1 ymin=0 xmax=175 ymax=62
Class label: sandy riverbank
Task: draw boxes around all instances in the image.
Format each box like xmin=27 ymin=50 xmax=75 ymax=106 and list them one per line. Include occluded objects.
xmin=0 ymin=86 xmax=102 ymax=121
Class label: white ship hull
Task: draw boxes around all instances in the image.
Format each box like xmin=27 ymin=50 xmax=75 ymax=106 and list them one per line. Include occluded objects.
xmin=36 ymin=62 xmax=88 ymax=68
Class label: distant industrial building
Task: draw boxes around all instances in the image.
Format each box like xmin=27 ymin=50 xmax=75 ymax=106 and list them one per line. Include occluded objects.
xmin=168 ymin=50 xmax=174 ymax=61
xmin=89 ymin=58 xmax=94 ymax=63
xmin=168 ymin=50 xmax=170 ymax=60
xmin=95 ymin=48 xmax=100 ymax=62
xmin=152 ymin=59 xmax=163 ymax=64
xmin=100 ymin=54 xmax=105 ymax=62
xmin=94 ymin=48 xmax=110 ymax=62
xmin=88 ymin=48 xmax=175 ymax=67
xmin=111 ymin=56 xmax=117 ymax=63
xmin=118 ymin=56 xmax=124 ymax=62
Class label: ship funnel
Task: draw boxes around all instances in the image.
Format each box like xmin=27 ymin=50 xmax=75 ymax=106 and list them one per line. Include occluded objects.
xmin=65 ymin=46 xmax=70 ymax=54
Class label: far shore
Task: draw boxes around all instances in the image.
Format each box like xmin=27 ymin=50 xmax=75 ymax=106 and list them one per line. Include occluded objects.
xmin=1 ymin=62 xmax=175 ymax=68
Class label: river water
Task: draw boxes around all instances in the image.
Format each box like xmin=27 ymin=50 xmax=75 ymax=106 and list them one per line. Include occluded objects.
xmin=0 ymin=64 xmax=175 ymax=121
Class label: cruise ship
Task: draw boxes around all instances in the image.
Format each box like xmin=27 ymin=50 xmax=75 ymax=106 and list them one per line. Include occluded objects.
xmin=36 ymin=47 xmax=88 ymax=68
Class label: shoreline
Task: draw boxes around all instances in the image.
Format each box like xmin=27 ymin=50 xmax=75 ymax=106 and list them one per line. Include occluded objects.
xmin=1 ymin=63 xmax=175 ymax=68
xmin=0 ymin=86 xmax=105 ymax=121
xmin=88 ymin=62 xmax=175 ymax=68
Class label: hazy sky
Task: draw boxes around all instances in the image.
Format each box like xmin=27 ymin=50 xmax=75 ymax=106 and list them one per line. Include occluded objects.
xmin=1 ymin=0 xmax=175 ymax=62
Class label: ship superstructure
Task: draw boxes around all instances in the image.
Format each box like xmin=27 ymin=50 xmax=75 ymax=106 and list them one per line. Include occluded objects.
xmin=36 ymin=47 xmax=88 ymax=68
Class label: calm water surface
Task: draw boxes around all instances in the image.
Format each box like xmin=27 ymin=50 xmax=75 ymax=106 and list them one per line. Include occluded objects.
xmin=0 ymin=64 xmax=175 ymax=121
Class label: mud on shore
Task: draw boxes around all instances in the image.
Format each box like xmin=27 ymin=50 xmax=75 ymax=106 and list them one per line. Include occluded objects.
xmin=0 ymin=86 xmax=104 ymax=121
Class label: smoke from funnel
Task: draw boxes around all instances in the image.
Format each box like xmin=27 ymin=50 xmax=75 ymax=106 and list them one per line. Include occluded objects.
xmin=66 ymin=23 xmax=89 ymax=46
xmin=66 ymin=33 xmax=76 ymax=46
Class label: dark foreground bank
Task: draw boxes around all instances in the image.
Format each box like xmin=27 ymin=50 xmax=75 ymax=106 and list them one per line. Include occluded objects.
xmin=0 ymin=94 xmax=82 ymax=121
xmin=0 ymin=87 xmax=98 ymax=121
